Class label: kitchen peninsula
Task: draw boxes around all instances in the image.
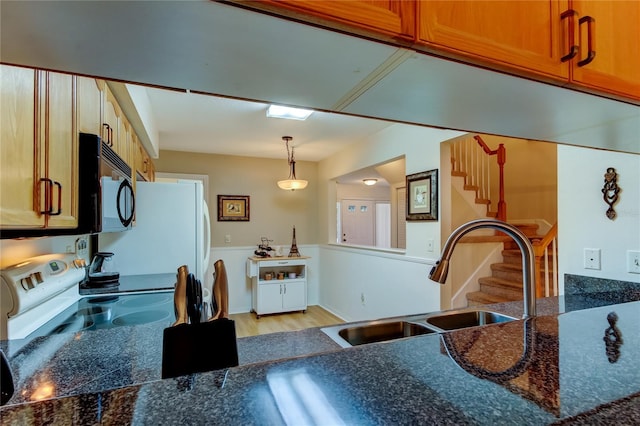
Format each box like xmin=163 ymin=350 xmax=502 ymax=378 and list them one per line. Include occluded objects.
xmin=1 ymin=292 xmax=639 ymax=425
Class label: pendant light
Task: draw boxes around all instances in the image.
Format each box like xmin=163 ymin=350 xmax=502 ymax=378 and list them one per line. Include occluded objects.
xmin=277 ymin=136 xmax=308 ymax=191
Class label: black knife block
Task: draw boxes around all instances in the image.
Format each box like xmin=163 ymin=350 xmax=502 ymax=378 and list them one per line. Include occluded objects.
xmin=161 ymin=318 xmax=239 ymax=379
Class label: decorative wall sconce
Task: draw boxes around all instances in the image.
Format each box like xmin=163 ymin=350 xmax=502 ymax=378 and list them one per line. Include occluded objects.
xmin=602 ymin=167 xmax=620 ymax=220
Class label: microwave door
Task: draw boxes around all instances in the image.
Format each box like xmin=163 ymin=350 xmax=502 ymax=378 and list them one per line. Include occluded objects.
xmin=116 ymin=179 xmax=135 ymax=227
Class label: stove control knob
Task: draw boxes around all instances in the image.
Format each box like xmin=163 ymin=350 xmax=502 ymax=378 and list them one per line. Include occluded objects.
xmin=20 ymin=276 xmax=35 ymax=291
xmin=33 ymin=272 xmax=44 ymax=284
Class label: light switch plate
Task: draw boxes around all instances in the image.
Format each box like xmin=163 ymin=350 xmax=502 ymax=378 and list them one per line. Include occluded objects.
xmin=584 ymin=248 xmax=601 ymax=270
xmin=628 ymin=250 xmax=640 ymax=274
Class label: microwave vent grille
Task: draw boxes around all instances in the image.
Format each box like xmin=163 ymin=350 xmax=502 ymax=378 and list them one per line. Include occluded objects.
xmin=101 ymin=140 xmax=132 ymax=178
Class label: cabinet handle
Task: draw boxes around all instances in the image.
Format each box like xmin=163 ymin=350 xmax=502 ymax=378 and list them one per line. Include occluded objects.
xmin=102 ymin=123 xmax=110 ymax=145
xmin=560 ymin=9 xmax=579 ymax=62
xmin=109 ymin=126 xmax=114 ymax=147
xmin=577 ymin=16 xmax=596 ymax=67
xmin=50 ymin=180 xmax=62 ymax=216
xmin=280 ymin=284 xmax=282 ymax=294
xmin=143 ymin=159 xmax=148 ymax=173
xmin=283 ymin=284 xmax=286 ymax=294
xmin=39 ymin=178 xmax=52 ymax=214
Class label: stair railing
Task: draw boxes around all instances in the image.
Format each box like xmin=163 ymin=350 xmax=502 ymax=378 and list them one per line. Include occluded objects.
xmin=450 ymin=135 xmax=507 ymax=221
xmin=532 ymin=223 xmax=558 ymax=298
xmin=473 ymin=135 xmax=506 ymax=221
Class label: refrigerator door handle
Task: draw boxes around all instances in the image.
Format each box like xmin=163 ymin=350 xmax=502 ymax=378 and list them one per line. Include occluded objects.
xmin=202 ymin=199 xmax=212 ymax=279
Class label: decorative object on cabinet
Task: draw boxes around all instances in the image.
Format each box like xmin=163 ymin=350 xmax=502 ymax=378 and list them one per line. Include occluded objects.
xmin=406 ymin=169 xmax=438 ymax=221
xmin=277 ymin=136 xmax=308 ymax=191
xmin=254 ymin=237 xmax=274 ymax=258
xmin=288 ymin=226 xmax=301 ymax=257
xmin=602 ymin=167 xmax=620 ymax=220
xmin=246 ymin=256 xmax=309 ymax=318
xmin=217 ymin=195 xmax=249 ymax=221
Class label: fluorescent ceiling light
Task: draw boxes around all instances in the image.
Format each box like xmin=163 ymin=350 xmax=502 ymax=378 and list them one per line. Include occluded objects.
xmin=267 ymin=105 xmax=313 ymax=121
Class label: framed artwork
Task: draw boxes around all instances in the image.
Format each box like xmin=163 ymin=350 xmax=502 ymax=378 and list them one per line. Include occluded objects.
xmin=406 ymin=169 xmax=438 ymax=221
xmin=217 ymin=195 xmax=250 ymax=221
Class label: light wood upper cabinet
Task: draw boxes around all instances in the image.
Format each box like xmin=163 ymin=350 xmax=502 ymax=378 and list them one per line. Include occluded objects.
xmin=42 ymin=72 xmax=78 ymax=228
xmin=77 ymin=76 xmax=103 ymax=136
xmin=417 ymin=0 xmax=569 ymax=81
xmin=0 ymin=65 xmax=77 ymax=230
xmin=134 ymin=134 xmax=155 ymax=182
xmin=103 ymin=84 xmax=120 ymax=151
xmin=0 ymin=65 xmax=43 ymax=228
xmin=569 ymin=0 xmax=640 ymax=100
xmin=416 ymin=0 xmax=639 ymax=101
xmin=252 ymin=0 xmax=415 ymax=40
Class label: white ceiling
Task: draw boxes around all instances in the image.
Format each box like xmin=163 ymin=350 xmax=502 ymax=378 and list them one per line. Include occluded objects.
xmin=145 ymin=87 xmax=395 ymax=162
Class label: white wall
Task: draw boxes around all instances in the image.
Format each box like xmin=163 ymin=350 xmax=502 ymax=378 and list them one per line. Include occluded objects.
xmin=319 ymin=245 xmax=441 ymax=322
xmin=0 ymin=235 xmax=91 ymax=269
xmin=558 ymin=146 xmax=640 ymax=289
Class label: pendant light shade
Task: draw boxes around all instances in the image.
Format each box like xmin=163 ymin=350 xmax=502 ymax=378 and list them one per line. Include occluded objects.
xmin=277 ymin=136 xmax=308 ymax=191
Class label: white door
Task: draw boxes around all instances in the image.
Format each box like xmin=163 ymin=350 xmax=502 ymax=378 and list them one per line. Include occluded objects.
xmin=340 ymin=199 xmax=374 ymax=245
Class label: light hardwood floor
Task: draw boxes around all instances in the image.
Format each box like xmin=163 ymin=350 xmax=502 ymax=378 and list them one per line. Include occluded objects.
xmin=229 ymin=306 xmax=344 ymax=338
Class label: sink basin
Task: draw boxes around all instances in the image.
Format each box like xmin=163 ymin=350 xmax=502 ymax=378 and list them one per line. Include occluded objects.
xmin=323 ymin=320 xmax=435 ymax=347
xmin=425 ymin=310 xmax=515 ymax=331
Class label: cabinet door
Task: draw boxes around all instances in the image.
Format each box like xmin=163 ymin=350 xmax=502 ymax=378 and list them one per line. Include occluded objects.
xmin=103 ymin=85 xmax=119 ymax=150
xmin=77 ymin=76 xmax=102 ymax=136
xmin=569 ymin=1 xmax=640 ymax=100
xmin=417 ymin=0 xmax=569 ymax=80
xmin=261 ymin=0 xmax=415 ymax=39
xmin=0 ymin=65 xmax=44 ymax=228
xmin=258 ymin=282 xmax=284 ymax=314
xmin=45 ymin=72 xmax=78 ymax=228
xmin=282 ymin=281 xmax=306 ymax=312
xmin=118 ymin=115 xmax=133 ymax=168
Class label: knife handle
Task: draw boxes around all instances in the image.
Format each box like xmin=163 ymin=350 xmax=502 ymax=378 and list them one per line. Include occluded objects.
xmin=173 ymin=265 xmax=189 ymax=326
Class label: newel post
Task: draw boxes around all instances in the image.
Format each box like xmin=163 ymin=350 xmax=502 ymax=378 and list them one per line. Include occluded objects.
xmin=496 ymin=143 xmax=507 ymax=222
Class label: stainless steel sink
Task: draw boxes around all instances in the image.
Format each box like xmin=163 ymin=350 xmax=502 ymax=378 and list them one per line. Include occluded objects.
xmin=424 ymin=310 xmax=516 ymax=331
xmin=322 ymin=320 xmax=435 ymax=348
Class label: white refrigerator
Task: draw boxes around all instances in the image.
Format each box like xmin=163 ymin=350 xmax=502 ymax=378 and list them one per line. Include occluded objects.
xmin=99 ymin=180 xmax=211 ymax=286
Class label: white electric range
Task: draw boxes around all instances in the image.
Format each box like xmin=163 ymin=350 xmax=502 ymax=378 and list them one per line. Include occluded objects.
xmin=0 ymin=254 xmax=176 ymax=348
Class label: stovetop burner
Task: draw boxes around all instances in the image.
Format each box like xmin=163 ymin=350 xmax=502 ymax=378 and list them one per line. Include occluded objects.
xmin=24 ymin=291 xmax=175 ymax=340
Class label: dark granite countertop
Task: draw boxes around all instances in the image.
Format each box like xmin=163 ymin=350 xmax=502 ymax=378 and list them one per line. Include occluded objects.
xmin=1 ymin=290 xmax=639 ymax=424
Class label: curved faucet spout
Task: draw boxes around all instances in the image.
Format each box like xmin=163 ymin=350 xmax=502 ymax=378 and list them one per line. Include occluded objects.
xmin=429 ymin=219 xmax=537 ymax=318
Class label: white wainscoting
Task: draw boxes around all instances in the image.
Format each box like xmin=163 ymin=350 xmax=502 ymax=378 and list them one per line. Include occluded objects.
xmin=211 ymin=244 xmax=440 ymax=320
xmin=318 ymin=245 xmax=441 ymax=323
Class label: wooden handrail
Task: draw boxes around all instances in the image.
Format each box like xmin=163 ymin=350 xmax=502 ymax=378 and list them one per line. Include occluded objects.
xmin=474 ymin=135 xmax=506 ymax=221
xmin=532 ymin=223 xmax=558 ymax=298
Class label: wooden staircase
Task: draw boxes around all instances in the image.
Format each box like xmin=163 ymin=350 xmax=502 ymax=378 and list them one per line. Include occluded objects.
xmin=464 ymin=224 xmax=546 ymax=307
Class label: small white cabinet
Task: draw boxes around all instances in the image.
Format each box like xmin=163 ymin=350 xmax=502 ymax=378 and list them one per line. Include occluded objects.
xmin=246 ymin=256 xmax=308 ymax=318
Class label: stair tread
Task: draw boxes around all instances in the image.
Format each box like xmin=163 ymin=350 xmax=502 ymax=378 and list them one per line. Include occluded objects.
xmin=491 ymin=262 xmax=523 ymax=272
xmin=478 ymin=276 xmax=523 ymax=289
xmin=466 ymin=291 xmax=513 ymax=304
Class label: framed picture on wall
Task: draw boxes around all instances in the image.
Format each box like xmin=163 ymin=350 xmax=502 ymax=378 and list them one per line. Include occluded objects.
xmin=217 ymin=195 xmax=250 ymax=221
xmin=406 ymin=169 xmax=438 ymax=221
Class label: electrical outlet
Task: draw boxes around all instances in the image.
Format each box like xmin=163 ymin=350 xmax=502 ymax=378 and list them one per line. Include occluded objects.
xmin=628 ymin=250 xmax=640 ymax=274
xmin=360 ymin=292 xmax=366 ymax=306
xmin=224 ymin=235 xmax=231 ymax=243
xmin=584 ymin=248 xmax=601 ymax=270
xmin=75 ymin=236 xmax=89 ymax=257
xmin=426 ymin=239 xmax=434 ymax=252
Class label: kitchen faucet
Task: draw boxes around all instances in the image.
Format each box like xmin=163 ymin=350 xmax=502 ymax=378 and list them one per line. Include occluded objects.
xmin=429 ymin=219 xmax=537 ymax=318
